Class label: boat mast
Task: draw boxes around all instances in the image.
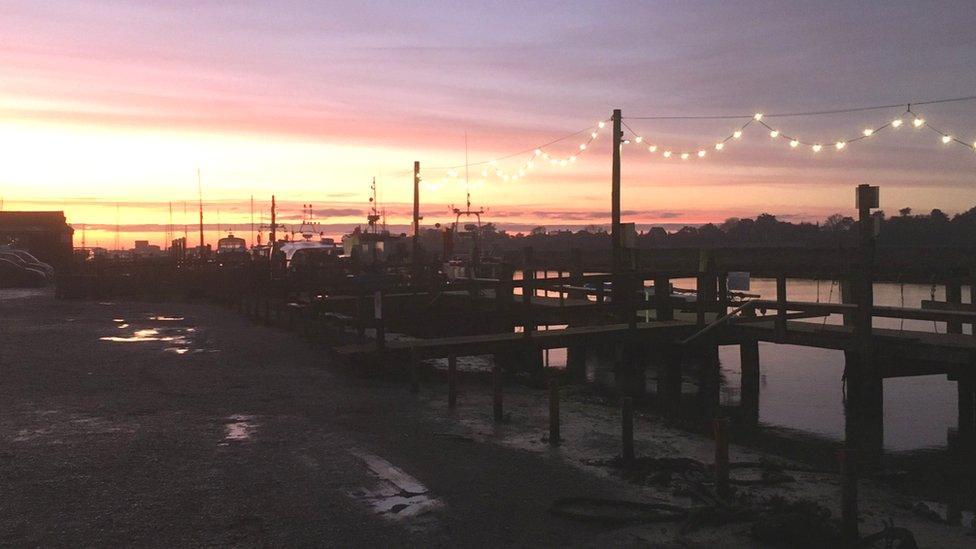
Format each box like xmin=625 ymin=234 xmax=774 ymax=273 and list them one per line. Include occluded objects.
xmin=197 ymin=168 xmax=204 ymax=253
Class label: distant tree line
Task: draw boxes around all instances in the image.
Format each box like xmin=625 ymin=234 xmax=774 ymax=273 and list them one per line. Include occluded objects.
xmin=448 ymin=206 xmax=976 ymax=252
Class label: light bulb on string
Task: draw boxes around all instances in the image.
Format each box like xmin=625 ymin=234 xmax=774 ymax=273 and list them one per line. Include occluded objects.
xmin=789 ymin=140 xmax=799 ymax=148
xmin=663 ymin=151 xmax=672 ymax=158
xmin=579 ymin=143 xmax=587 ymax=150
xmin=913 ymin=117 xmax=925 ymax=128
xmin=680 ymin=153 xmax=690 ymax=160
xmin=733 ymin=131 xmax=743 ymax=139
xmin=942 ymin=135 xmax=952 ymax=144
xmin=863 ymin=129 xmax=874 ymax=136
xmin=635 ymin=136 xmax=643 ymax=143
xmin=754 ymin=113 xmax=763 ymax=121
xmin=649 ymin=145 xmax=657 ymax=152
xmin=697 ymin=150 xmax=706 ymax=157
xmin=769 ymin=130 xmax=779 ymax=138
xmin=812 ymin=144 xmax=822 ymax=152
xmin=569 ymin=156 xmax=577 ymax=163
xmin=835 ymin=141 xmax=845 ymax=150
xmin=715 ymin=143 xmax=724 ymax=151
xmin=534 ymin=149 xmax=542 ymax=156
xmin=892 ymin=118 xmax=903 ymax=128
xmin=598 ymin=121 xmax=606 ymax=128
xmin=590 ymin=132 xmax=598 ymax=139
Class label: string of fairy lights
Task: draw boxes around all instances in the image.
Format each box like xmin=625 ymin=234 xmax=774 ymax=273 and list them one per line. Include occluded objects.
xmin=621 ymin=106 xmax=976 ymax=161
xmin=413 ymin=95 xmax=976 ymax=187
xmin=420 ymin=119 xmax=610 ymax=191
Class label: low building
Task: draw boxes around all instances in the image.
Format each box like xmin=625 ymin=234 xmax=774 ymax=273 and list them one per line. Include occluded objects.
xmin=0 ymin=211 xmax=74 ymax=268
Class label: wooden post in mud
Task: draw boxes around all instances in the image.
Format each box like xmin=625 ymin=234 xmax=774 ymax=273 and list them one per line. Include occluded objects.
xmin=448 ymin=354 xmax=458 ymax=409
xmin=838 ymin=448 xmax=859 ymax=544
xmin=713 ymin=417 xmax=730 ymax=499
xmin=621 ymin=397 xmax=634 ymax=464
xmin=775 ymin=275 xmax=787 ymax=341
xmin=409 ymin=347 xmax=419 ymax=394
xmin=492 ymin=363 xmax=504 ymax=422
xmin=549 ymin=376 xmax=560 ymax=445
xmin=739 ymin=339 xmax=760 ymax=427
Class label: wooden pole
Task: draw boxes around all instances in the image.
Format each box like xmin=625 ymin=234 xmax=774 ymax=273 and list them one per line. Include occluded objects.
xmin=610 ymin=109 xmax=622 ymax=301
xmin=621 ymin=397 xmax=634 ymax=464
xmin=775 ymin=275 xmax=787 ymax=341
xmin=448 ymin=353 xmax=458 ymax=409
xmin=947 ymin=280 xmax=962 ymax=334
xmin=713 ymin=418 xmax=730 ymax=499
xmin=548 ymin=376 xmax=560 ymax=445
xmin=740 ymin=340 xmax=760 ymax=427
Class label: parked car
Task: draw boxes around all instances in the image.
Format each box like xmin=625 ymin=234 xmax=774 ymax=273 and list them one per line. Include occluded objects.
xmin=0 ymin=248 xmax=54 ymax=279
xmin=0 ymin=257 xmax=47 ymax=288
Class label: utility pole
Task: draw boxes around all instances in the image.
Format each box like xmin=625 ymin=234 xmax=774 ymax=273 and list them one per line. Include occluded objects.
xmin=611 ymin=109 xmax=622 ymax=274
xmin=610 ymin=109 xmax=623 ymax=307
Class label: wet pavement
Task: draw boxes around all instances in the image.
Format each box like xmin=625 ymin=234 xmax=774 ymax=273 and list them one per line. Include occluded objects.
xmin=0 ymin=294 xmax=623 ymax=547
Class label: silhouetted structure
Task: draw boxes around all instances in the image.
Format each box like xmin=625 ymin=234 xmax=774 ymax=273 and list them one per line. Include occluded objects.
xmin=0 ymin=211 xmax=73 ymax=267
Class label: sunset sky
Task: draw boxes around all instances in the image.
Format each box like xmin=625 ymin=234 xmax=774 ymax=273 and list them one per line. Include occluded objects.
xmin=2 ymin=1 xmax=976 ymax=247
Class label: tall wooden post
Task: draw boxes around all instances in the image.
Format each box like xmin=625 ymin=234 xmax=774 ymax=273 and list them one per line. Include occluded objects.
xmin=610 ymin=109 xmax=623 ymax=303
xmin=849 ymin=184 xmax=882 ymax=466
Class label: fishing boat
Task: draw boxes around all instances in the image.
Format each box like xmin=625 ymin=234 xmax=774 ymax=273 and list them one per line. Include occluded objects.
xmin=340 ymin=179 xmax=406 ymax=265
xmin=441 ymin=191 xmax=504 ymax=281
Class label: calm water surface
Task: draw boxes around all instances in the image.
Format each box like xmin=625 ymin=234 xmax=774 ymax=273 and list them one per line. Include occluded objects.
xmin=524 ymin=273 xmax=972 ymax=453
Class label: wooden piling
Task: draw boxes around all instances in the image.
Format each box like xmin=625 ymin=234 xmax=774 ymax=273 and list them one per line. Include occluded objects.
xmin=740 ymin=339 xmax=760 ymax=427
xmin=653 ymin=276 xmax=673 ymax=321
xmin=621 ymin=397 xmax=634 ymax=464
xmin=713 ymin=417 xmax=730 ymax=499
xmin=492 ymin=362 xmax=503 ymax=422
xmin=775 ymin=275 xmax=787 ymax=341
xmin=448 ymin=354 xmax=458 ymax=409
xmin=548 ymin=376 xmax=560 ymax=445
xmin=838 ymin=448 xmax=859 ymax=545
xmin=947 ymin=280 xmax=963 ymax=334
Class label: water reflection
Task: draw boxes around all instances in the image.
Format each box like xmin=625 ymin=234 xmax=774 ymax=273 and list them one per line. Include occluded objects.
xmin=717 ymin=278 xmax=970 ymax=452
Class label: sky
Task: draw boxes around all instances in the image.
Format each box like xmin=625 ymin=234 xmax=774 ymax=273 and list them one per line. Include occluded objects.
xmin=1 ymin=0 xmax=975 ymax=247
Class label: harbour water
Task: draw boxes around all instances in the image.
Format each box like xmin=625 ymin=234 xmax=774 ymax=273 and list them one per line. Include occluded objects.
xmin=528 ymin=274 xmax=972 ymax=453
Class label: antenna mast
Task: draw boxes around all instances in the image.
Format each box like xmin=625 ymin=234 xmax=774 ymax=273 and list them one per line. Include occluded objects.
xmin=197 ymin=168 xmax=204 ymax=252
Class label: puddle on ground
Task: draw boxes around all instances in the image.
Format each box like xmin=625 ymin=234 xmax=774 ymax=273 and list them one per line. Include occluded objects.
xmin=222 ymin=414 xmax=257 ymax=443
xmin=348 ymin=449 xmax=443 ymax=525
xmin=100 ymin=323 xmax=217 ymax=355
